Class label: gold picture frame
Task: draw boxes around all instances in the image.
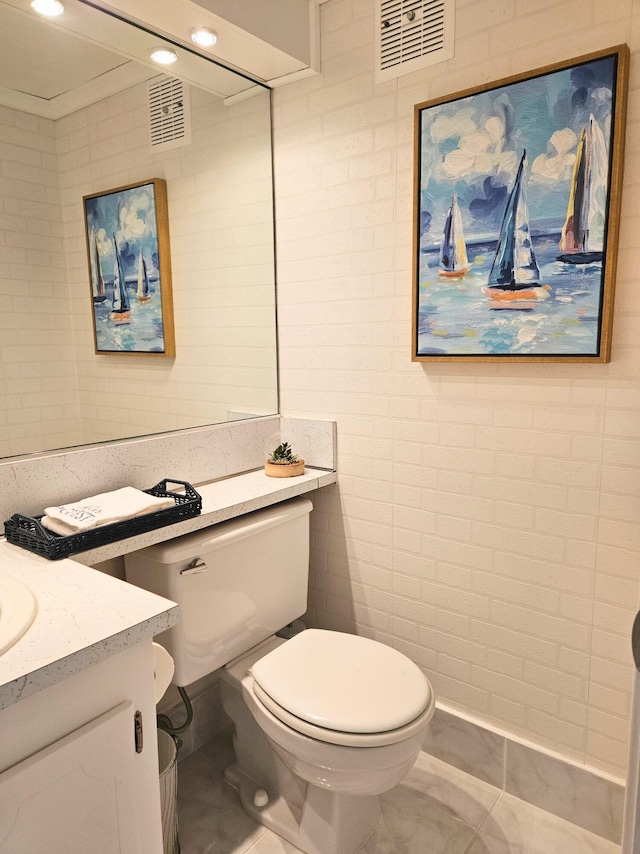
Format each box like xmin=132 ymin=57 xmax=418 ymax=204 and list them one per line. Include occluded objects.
xmin=412 ymin=45 xmax=629 ymax=363
xmin=83 ymin=178 xmax=175 ymax=357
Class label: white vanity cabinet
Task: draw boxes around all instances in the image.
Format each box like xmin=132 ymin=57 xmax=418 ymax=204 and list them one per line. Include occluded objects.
xmin=0 ymin=640 xmax=163 ymax=854
xmin=0 ymin=459 xmax=337 ymax=853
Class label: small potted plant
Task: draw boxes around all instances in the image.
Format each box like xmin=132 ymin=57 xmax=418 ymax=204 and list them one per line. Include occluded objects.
xmin=265 ymin=442 xmax=305 ymax=478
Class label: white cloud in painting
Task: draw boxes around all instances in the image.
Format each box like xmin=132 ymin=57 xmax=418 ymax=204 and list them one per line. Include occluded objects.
xmin=430 ymin=109 xmax=517 ymax=180
xmin=118 ymin=191 xmax=153 ymax=241
xmin=95 ymin=228 xmax=112 ymax=259
xmin=531 ymin=128 xmax=577 ymax=183
xmin=430 ymin=110 xmax=477 ymax=144
xmin=592 ymin=86 xmax=612 ymax=110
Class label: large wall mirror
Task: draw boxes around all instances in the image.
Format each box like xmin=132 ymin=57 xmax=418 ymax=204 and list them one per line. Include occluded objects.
xmin=0 ymin=0 xmax=278 ymax=459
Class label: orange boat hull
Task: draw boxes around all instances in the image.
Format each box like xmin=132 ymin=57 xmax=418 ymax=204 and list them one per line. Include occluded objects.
xmin=483 ymin=284 xmax=550 ymax=301
xmin=110 ymin=311 xmax=132 ymax=324
xmin=439 ymin=267 xmax=470 ymax=278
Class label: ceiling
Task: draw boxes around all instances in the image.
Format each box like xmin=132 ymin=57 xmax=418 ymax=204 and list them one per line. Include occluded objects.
xmin=0 ymin=6 xmax=133 ymax=100
xmin=0 ymin=1 xmax=159 ymax=117
xmin=0 ymin=0 xmax=271 ymax=119
xmin=0 ymin=0 xmax=318 ymax=120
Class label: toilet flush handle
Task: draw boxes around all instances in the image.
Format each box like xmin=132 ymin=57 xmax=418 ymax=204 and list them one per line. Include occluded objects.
xmin=180 ymin=558 xmax=207 ymax=575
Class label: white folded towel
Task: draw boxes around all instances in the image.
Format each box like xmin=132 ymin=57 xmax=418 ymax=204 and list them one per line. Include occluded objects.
xmin=41 ymin=486 xmax=174 ymax=536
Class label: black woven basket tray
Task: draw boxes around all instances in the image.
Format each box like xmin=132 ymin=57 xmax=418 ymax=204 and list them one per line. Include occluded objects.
xmin=4 ymin=479 xmax=202 ymax=560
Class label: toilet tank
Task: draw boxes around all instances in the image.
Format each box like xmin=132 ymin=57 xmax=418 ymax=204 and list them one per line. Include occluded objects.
xmin=124 ymin=497 xmax=313 ymax=687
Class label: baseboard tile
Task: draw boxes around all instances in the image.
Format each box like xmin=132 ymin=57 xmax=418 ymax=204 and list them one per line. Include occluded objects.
xmin=424 ymin=703 xmax=625 ymax=844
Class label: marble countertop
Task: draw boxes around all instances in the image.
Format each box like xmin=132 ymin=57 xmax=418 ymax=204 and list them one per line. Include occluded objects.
xmin=71 ymin=466 xmax=337 ymax=566
xmin=0 ymin=548 xmax=179 ymax=710
xmin=0 ymin=466 xmax=336 ymax=710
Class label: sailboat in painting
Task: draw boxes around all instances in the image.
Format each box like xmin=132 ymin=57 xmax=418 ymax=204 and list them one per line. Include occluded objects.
xmin=557 ymin=114 xmax=608 ymax=264
xmin=483 ymin=151 xmax=551 ymax=309
xmin=90 ymin=229 xmax=106 ymax=303
xmin=439 ymin=194 xmax=469 ymax=277
xmin=109 ymin=234 xmax=132 ymax=324
xmin=136 ymin=248 xmax=151 ymax=302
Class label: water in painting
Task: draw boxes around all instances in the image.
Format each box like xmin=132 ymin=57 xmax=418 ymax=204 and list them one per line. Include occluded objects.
xmin=91 ymin=273 xmax=166 ymax=353
xmin=416 ymin=53 xmax=618 ymax=357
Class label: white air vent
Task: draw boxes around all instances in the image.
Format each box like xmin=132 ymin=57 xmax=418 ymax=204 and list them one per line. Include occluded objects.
xmin=376 ymin=0 xmax=454 ymax=83
xmin=148 ymin=76 xmax=192 ymax=153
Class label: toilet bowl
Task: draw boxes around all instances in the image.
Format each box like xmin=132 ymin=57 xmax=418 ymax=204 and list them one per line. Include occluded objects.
xmin=221 ymin=629 xmax=435 ymax=854
xmin=245 ymin=678 xmax=432 ymax=793
xmin=124 ymin=498 xmax=436 ymax=854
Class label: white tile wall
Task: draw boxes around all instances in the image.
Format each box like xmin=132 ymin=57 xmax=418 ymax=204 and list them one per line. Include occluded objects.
xmin=0 ymin=106 xmax=82 ymax=456
xmin=274 ymin=0 xmax=640 ymax=777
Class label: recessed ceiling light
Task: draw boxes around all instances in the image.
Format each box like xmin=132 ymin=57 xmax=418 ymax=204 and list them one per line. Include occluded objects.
xmin=31 ymin=0 xmax=64 ymax=16
xmin=190 ymin=27 xmax=217 ymax=47
xmin=150 ymin=48 xmax=178 ymax=66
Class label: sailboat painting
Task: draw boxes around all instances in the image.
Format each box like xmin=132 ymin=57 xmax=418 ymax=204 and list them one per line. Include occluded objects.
xmin=109 ymin=234 xmax=131 ymax=324
xmin=557 ymin=115 xmax=609 ymax=265
xmin=439 ymin=195 xmax=469 ymax=278
xmin=83 ymin=178 xmax=175 ymax=357
xmin=412 ymin=46 xmax=628 ymax=362
xmin=136 ymin=248 xmax=151 ymax=302
xmin=89 ymin=228 xmax=106 ymax=303
xmin=482 ymin=151 xmax=551 ymax=309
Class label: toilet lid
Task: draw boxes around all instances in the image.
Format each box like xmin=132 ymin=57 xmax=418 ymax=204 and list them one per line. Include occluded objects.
xmin=250 ymin=629 xmax=431 ymax=734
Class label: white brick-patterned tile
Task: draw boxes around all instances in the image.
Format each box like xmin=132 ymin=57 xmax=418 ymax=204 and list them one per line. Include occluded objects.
xmin=273 ymin=0 xmax=640 ymax=778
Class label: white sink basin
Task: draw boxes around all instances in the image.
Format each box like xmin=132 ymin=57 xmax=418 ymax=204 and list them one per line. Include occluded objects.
xmin=0 ymin=577 xmax=37 ymax=655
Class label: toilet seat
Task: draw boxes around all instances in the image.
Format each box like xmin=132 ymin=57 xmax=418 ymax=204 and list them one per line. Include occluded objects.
xmin=251 ymin=679 xmax=435 ymax=747
xmin=250 ymin=629 xmax=433 ymax=747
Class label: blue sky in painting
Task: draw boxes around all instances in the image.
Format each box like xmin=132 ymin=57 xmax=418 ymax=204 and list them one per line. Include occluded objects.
xmin=84 ymin=183 xmax=159 ymax=280
xmin=419 ymin=56 xmax=616 ymax=245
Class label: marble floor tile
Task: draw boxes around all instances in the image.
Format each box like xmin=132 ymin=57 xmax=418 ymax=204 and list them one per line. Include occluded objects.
xmin=177 ymin=738 xmax=268 ymax=854
xmin=466 ymin=792 xmax=621 ymax=854
xmin=193 ymin=728 xmax=236 ymax=773
xmin=361 ymin=752 xmax=499 ymax=854
xmin=243 ymin=833 xmax=303 ymax=853
xmin=176 ymin=737 xmax=621 ymax=854
xmin=361 ymin=787 xmax=477 ymax=854
xmin=403 ymin=751 xmax=501 ymax=827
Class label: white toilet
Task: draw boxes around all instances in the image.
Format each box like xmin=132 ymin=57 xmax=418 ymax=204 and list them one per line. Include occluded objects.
xmin=125 ymin=497 xmax=435 ymax=854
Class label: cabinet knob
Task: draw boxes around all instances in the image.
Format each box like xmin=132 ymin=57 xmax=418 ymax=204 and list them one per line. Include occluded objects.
xmin=134 ymin=710 xmax=143 ymax=753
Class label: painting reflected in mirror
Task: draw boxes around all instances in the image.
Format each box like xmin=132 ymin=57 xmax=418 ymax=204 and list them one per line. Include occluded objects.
xmin=84 ymin=178 xmax=176 ymax=356
xmin=0 ymin=2 xmax=278 ymax=459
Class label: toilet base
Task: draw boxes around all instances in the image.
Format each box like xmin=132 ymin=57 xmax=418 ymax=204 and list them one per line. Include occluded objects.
xmin=224 ymin=761 xmax=382 ymax=854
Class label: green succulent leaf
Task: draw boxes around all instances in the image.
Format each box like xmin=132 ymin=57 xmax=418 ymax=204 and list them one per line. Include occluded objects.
xmin=269 ymin=442 xmax=299 ymax=463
